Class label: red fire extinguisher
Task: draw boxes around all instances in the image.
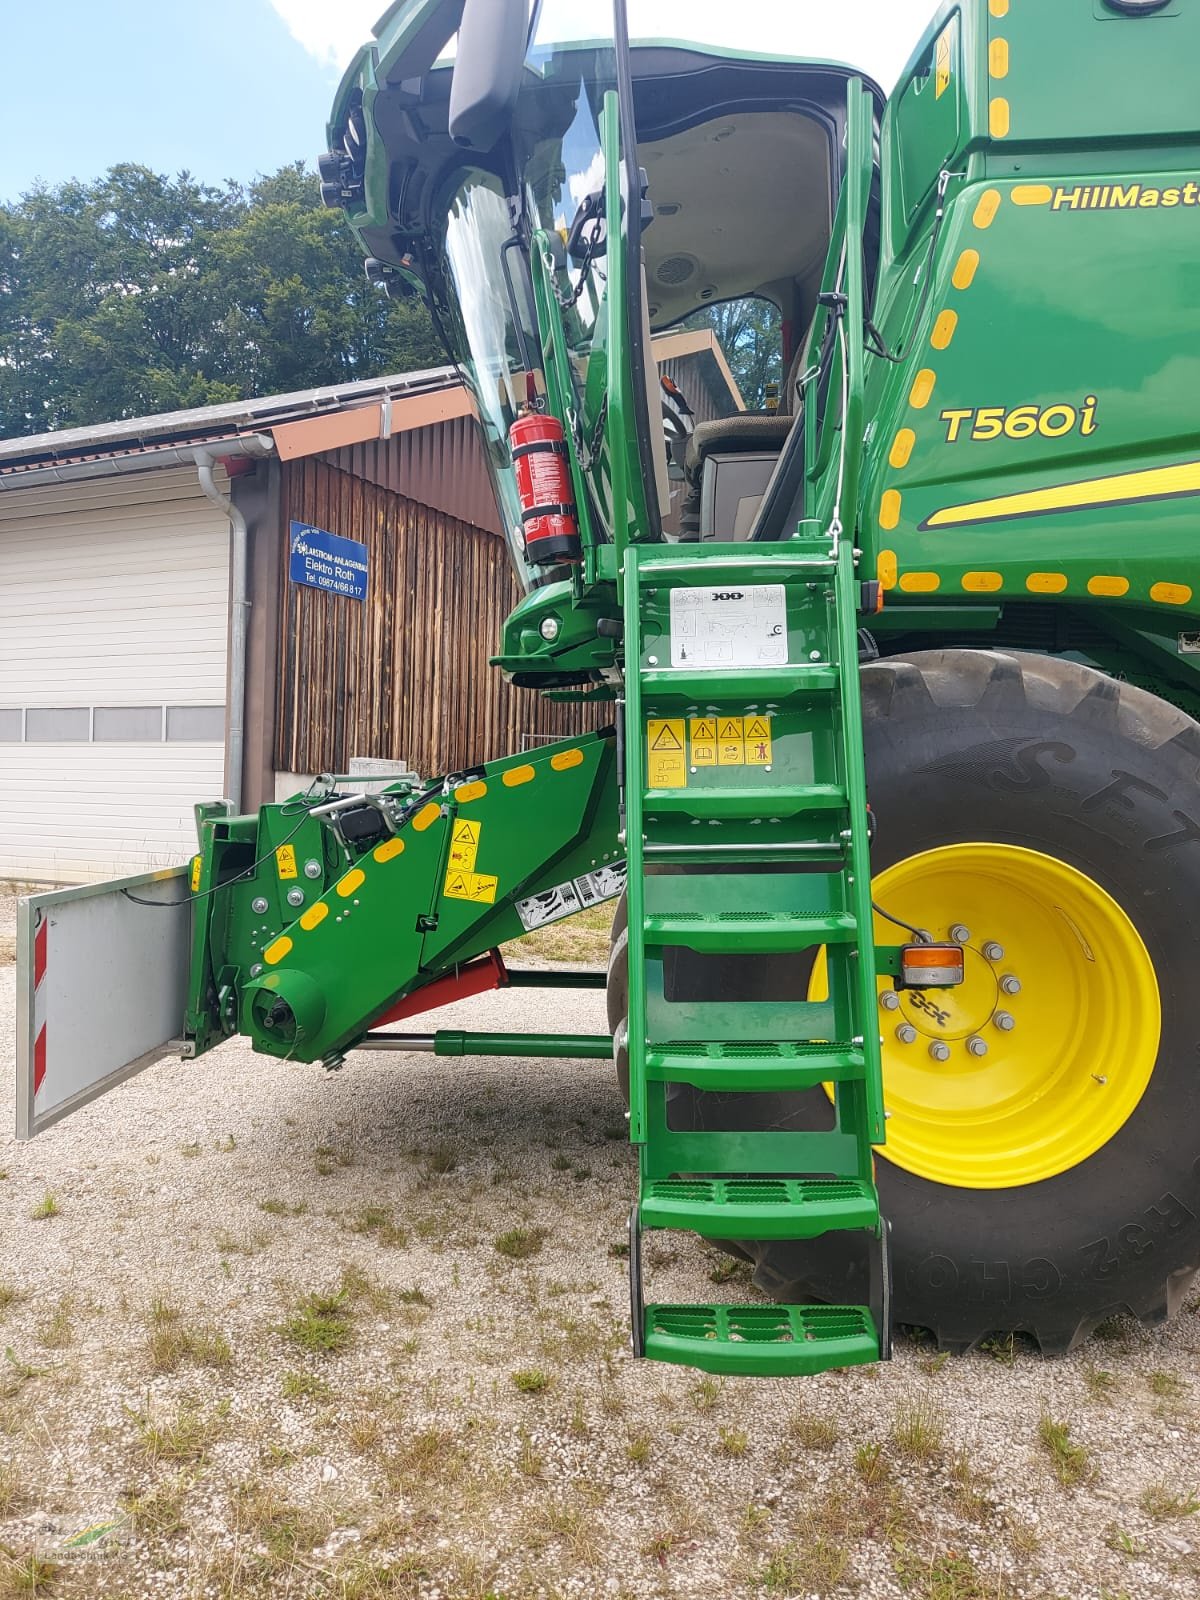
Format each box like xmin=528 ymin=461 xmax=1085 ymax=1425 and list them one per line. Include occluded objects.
xmin=509 ymin=410 xmax=583 ymax=567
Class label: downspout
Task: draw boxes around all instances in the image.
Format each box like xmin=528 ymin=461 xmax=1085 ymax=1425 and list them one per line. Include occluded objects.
xmin=192 ymin=435 xmax=275 ymax=812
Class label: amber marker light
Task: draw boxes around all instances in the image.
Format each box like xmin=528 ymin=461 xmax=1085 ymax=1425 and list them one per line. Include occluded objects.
xmin=899 ymin=943 xmax=965 ymax=990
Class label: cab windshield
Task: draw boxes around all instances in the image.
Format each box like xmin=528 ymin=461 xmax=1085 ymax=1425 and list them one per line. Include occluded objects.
xmin=429 ymin=11 xmax=619 ymax=586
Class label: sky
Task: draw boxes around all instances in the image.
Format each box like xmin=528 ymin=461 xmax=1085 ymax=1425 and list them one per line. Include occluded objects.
xmin=0 ymin=0 xmax=936 ymax=204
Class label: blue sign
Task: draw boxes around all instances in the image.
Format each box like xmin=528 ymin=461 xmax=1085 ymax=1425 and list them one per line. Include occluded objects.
xmin=288 ymin=520 xmax=369 ymax=601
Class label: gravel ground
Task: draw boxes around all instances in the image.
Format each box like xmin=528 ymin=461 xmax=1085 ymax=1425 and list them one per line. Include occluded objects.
xmin=2 ymin=887 xmax=1200 ymax=1599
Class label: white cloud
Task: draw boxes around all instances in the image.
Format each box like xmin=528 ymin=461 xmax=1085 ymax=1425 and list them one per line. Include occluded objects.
xmin=270 ymin=0 xmax=937 ymax=90
xmin=267 ymin=0 xmax=388 ymax=70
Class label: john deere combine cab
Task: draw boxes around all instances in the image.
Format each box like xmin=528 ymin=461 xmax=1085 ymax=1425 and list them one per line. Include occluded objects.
xmin=20 ymin=0 xmax=1200 ymax=1374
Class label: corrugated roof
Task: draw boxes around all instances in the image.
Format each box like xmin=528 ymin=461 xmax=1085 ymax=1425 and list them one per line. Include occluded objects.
xmin=0 ymin=367 xmax=460 ymax=475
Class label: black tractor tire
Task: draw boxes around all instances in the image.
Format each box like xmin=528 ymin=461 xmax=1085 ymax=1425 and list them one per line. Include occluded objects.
xmin=607 ymin=649 xmax=1200 ymax=1352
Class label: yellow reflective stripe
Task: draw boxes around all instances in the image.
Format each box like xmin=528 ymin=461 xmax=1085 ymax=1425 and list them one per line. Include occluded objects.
xmin=1087 ymin=576 xmax=1129 ymax=598
xmin=889 ymin=429 xmax=916 ymax=470
xmin=962 ymin=571 xmax=1003 ymax=593
xmin=1027 ymin=572 xmax=1068 ymax=595
xmin=879 ymin=490 xmax=902 ymax=530
xmin=909 ymin=369 xmax=936 ymax=409
xmin=973 ymin=189 xmax=1002 ymax=229
xmin=990 ymin=98 xmax=1011 ymax=139
xmin=930 ymin=310 xmax=958 ymax=350
xmin=503 ymin=764 xmax=536 ymax=787
xmin=299 ymin=902 xmax=328 ymax=931
xmin=373 ymin=837 xmax=405 ymax=862
xmin=454 ymin=780 xmax=487 ymax=803
xmin=336 ymin=868 xmax=365 ymax=898
xmin=550 ymin=748 xmax=584 ymax=771
xmin=263 ymin=936 xmax=292 ymax=966
xmin=952 ymin=249 xmax=980 ymax=290
xmin=899 ymin=572 xmax=940 ymax=593
xmin=1012 ymin=184 xmax=1052 ymax=207
xmin=412 ymin=802 xmax=442 ymax=831
xmin=924 ymin=460 xmax=1200 ymax=531
xmin=877 ymin=550 xmax=898 ymax=591
xmin=1151 ymin=582 xmax=1193 ymax=606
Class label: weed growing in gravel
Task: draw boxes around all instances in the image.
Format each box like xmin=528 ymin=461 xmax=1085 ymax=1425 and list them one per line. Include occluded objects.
xmin=1104 ymin=1526 xmax=1144 ymax=1557
xmin=382 ymin=1426 xmax=467 ymax=1494
xmin=121 ymin=1476 xmax=190 ymax=1539
xmin=892 ymin=1396 xmax=946 ymax=1461
xmin=893 ymin=1546 xmax=1006 ymax=1600
xmin=690 ymin=1376 xmax=722 ymax=1413
xmin=717 ymin=1426 xmax=749 ymax=1458
xmin=281 ymin=1288 xmax=353 ymax=1355
xmin=708 ymin=1255 xmax=753 ymax=1286
xmin=512 ymin=1368 xmax=552 ymax=1394
xmin=314 ymin=1143 xmax=355 ymax=1176
xmin=947 ymin=1452 xmax=995 ymax=1522
xmin=1037 ymin=1415 xmax=1094 ymax=1488
xmin=146 ymin=1296 xmax=232 ymax=1374
xmin=0 ymin=1546 xmax=60 ymax=1597
xmin=281 ymin=1370 xmax=332 ymax=1401
xmin=787 ymin=1411 xmax=839 ymax=1451
xmin=761 ymin=1532 xmax=850 ymax=1593
xmin=625 ymin=1426 xmax=652 ymax=1464
xmin=1139 ymin=1481 xmax=1200 ymax=1520
xmin=35 ymin=1296 xmax=73 ymax=1350
xmin=0 ymin=1464 xmax=28 ymax=1518
xmin=494 ymin=1226 xmax=547 ymax=1260
xmin=979 ymin=1333 xmax=1015 ymax=1365
xmin=1147 ymin=1370 xmax=1184 ymax=1399
xmin=422 ymin=1142 xmax=460 ymax=1177
xmin=234 ymin=1482 xmax=332 ymax=1561
xmin=215 ymin=1227 xmax=269 ymax=1256
xmin=346 ymin=1205 xmax=410 ymax=1247
xmin=0 ymin=1288 xmax=23 ymax=1317
xmin=29 ymin=1193 xmax=59 ymax=1221
xmin=854 ymin=1440 xmax=890 ymax=1488
xmin=259 ymin=1198 xmax=308 ymax=1217
xmin=1092 ymin=1315 xmax=1133 ymax=1344
xmin=920 ymin=1350 xmax=951 ymax=1376
xmin=129 ymin=1400 xmax=220 ymax=1462
xmin=1083 ymin=1366 xmax=1119 ymax=1401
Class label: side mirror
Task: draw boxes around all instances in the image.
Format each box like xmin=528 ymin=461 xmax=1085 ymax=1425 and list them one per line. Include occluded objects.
xmin=448 ymin=0 xmax=528 ymax=152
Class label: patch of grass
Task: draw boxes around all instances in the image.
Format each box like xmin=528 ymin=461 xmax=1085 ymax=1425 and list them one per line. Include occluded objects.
xmin=690 ymin=1376 xmax=722 ymax=1413
xmin=787 ymin=1411 xmax=839 ymax=1451
xmin=708 ymin=1255 xmax=753 ymax=1287
xmin=1104 ymin=1526 xmax=1143 ymax=1557
xmin=512 ymin=1368 xmax=552 ymax=1395
xmin=280 ymin=1288 xmax=353 ymax=1355
xmin=625 ymin=1427 xmax=652 ymax=1464
xmin=234 ymin=1482 xmax=330 ymax=1561
xmin=121 ymin=1476 xmax=189 ymax=1540
xmin=979 ymin=1333 xmax=1015 ymax=1365
xmin=550 ymin=1152 xmax=572 ymax=1171
xmin=346 ymin=1205 xmax=410 ymax=1248
xmin=129 ymin=1401 xmax=218 ymax=1463
xmin=314 ymin=1144 xmax=354 ymax=1177
xmin=1092 ymin=1315 xmax=1133 ymax=1344
xmin=35 ymin=1297 xmax=73 ymax=1351
xmin=259 ymin=1197 xmax=308 ymax=1217
xmin=502 ymin=898 xmax=615 ymax=965
xmin=761 ymin=1535 xmax=849 ymax=1594
xmin=281 ymin=1369 xmax=332 ymax=1402
xmin=0 ymin=1464 xmax=29 ymax=1519
xmin=1083 ymin=1366 xmax=1118 ymax=1401
xmin=1139 ymin=1481 xmax=1200 ymax=1521
xmin=494 ymin=1226 xmax=547 ymax=1260
xmin=1148 ymin=1369 xmax=1184 ymax=1399
xmin=146 ymin=1296 xmax=232 ymax=1373
xmin=1038 ymin=1415 xmax=1094 ymax=1488
xmin=892 ymin=1396 xmax=945 ymax=1461
xmin=854 ymin=1439 xmax=890 ymax=1488
xmin=0 ymin=1547 xmax=60 ymax=1597
xmin=948 ymin=1452 xmax=994 ymax=1522
xmin=29 ymin=1193 xmax=59 ymax=1221
xmin=422 ymin=1142 xmax=459 ymax=1176
xmin=0 ymin=1288 xmax=23 ymax=1317
xmin=382 ymin=1426 xmax=467 ymax=1493
xmin=214 ymin=1227 xmax=268 ymax=1256
xmin=717 ymin=1426 xmax=748 ymax=1458
xmin=180 ymin=1141 xmax=202 ymax=1159
xmin=894 ymin=1546 xmax=1004 ymax=1600
xmin=920 ymin=1350 xmax=952 ymax=1376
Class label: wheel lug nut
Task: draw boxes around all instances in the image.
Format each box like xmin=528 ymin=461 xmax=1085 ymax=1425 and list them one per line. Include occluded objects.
xmin=896 ymin=1023 xmax=918 ymax=1045
xmin=966 ymin=1036 xmax=988 ymax=1057
xmin=929 ymin=1041 xmax=951 ymax=1063
xmin=994 ymin=1011 xmax=1016 ymax=1032
xmin=950 ymin=924 xmax=971 ymax=944
xmin=880 ymin=991 xmax=900 ymax=1011
xmin=1000 ymin=975 xmax=1021 ymax=996
xmin=982 ymin=941 xmax=1004 ymax=962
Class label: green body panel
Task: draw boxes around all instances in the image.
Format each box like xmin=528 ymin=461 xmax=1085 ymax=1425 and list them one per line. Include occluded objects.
xmin=185 ymin=733 xmax=621 ymax=1064
xmin=861 ymin=0 xmax=1200 ymax=643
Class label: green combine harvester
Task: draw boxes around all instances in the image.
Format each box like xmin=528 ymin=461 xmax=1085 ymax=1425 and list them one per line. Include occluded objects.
xmin=19 ymin=0 xmax=1200 ymax=1375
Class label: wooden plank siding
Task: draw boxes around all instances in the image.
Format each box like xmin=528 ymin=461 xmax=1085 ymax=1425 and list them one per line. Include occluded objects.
xmin=276 ymin=457 xmax=599 ymax=777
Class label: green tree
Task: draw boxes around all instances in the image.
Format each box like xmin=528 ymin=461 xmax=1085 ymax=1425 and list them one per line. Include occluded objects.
xmin=681 ymin=296 xmax=783 ymax=410
xmin=0 ymin=163 xmax=443 ymax=437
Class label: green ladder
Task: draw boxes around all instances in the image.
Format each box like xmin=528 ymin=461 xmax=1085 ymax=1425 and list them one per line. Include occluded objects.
xmin=620 ymin=529 xmax=890 ymax=1377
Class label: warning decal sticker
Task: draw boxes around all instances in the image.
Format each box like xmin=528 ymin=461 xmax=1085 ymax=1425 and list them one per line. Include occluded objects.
xmin=689 ymin=716 xmax=717 ymax=766
xmin=647 ymin=719 xmax=687 ymax=789
xmin=443 ymin=869 xmax=498 ymax=904
xmin=668 ymin=584 xmax=788 ymax=669
xmin=448 ymin=818 xmax=481 ymax=872
xmin=745 ymin=714 xmax=773 ymax=766
xmin=275 ymin=844 xmax=298 ymax=880
xmin=516 ymin=861 xmax=628 ymax=931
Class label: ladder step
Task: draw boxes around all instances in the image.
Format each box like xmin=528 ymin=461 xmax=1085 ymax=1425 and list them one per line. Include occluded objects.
xmin=644 ymin=784 xmax=847 ymax=820
xmin=640 ymin=666 xmax=837 ymax=701
xmin=643 ymin=1301 xmax=880 ymax=1376
xmin=641 ymin=1176 xmax=878 ymax=1239
xmin=646 ymin=1039 xmax=864 ymax=1092
xmin=644 ymin=908 xmax=855 ymax=955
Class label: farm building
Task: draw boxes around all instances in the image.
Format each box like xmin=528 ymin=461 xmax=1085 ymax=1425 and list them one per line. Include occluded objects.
xmin=0 ymin=329 xmax=738 ymax=882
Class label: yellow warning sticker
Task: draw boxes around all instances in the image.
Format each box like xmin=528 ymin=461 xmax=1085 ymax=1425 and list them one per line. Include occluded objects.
xmin=448 ymin=818 xmax=481 ymax=873
xmin=935 ymin=26 xmax=952 ymax=98
xmin=647 ymin=719 xmax=687 ymax=789
xmin=689 ymin=716 xmax=717 ymax=767
xmin=276 ymin=844 xmax=298 ymax=880
xmin=744 ymin=715 xmax=773 ymax=766
xmin=190 ymin=855 xmax=202 ymax=892
xmin=443 ymin=869 xmax=499 ymax=904
xmin=717 ymin=716 xmax=745 ymax=767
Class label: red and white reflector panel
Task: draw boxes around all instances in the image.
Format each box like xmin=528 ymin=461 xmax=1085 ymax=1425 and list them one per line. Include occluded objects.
xmin=899 ymin=942 xmax=965 ymax=990
xmin=16 ymin=868 xmax=192 ymax=1140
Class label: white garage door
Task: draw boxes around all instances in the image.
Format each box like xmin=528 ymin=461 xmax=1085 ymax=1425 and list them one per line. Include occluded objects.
xmin=0 ymin=468 xmax=230 ymax=883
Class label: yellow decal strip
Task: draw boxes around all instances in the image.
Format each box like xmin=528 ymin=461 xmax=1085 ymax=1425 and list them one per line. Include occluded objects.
xmin=923 ymin=460 xmax=1200 ymax=531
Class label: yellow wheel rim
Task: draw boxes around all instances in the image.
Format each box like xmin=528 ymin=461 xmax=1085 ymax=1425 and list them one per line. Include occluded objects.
xmin=822 ymin=843 xmax=1160 ymax=1188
